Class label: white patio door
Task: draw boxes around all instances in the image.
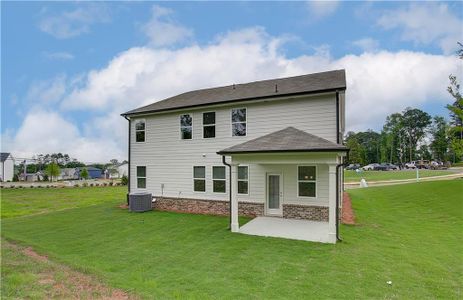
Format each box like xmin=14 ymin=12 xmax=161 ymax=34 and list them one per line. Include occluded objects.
xmin=267 ymin=174 xmax=282 ymax=216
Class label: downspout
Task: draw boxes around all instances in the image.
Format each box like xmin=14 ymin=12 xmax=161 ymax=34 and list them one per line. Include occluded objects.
xmin=221 ymin=155 xmax=232 ymax=230
xmin=123 ymin=115 xmax=131 ymax=205
xmin=335 ymin=90 xmax=340 ymax=144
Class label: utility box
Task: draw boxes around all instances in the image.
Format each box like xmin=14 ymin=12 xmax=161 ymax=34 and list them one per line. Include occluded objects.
xmin=129 ymin=192 xmax=152 ymax=212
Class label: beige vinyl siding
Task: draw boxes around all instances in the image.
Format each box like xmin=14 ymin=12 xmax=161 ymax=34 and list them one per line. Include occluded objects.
xmin=130 ymin=93 xmax=338 ymax=206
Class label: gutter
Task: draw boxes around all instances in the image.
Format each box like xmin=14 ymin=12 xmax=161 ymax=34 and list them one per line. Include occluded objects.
xmin=221 ymin=155 xmax=232 ymax=230
xmin=123 ymin=115 xmax=131 ymax=204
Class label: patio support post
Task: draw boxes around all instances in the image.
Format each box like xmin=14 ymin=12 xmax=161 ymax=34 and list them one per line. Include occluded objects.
xmin=328 ymin=163 xmax=337 ymax=243
xmin=230 ymin=163 xmax=239 ymax=232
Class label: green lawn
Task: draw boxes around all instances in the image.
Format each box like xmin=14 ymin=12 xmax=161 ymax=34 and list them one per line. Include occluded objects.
xmin=344 ymin=169 xmax=455 ymax=183
xmin=2 ymin=181 xmax=462 ymax=299
xmin=0 ymin=186 xmax=126 ymax=218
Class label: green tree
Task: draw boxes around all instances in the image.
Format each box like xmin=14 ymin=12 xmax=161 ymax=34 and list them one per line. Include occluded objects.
xmin=382 ymin=113 xmax=406 ymax=164
xmin=345 ymin=132 xmax=365 ymax=165
xmin=401 ymin=107 xmax=432 ymax=162
xmin=45 ymin=163 xmax=60 ymax=182
xmin=430 ymin=116 xmax=449 ymax=161
xmin=80 ymin=168 xmax=89 ymax=180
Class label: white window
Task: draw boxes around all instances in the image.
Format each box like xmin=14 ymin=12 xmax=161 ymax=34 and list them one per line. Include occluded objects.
xmin=231 ymin=108 xmax=246 ymax=136
xmin=237 ymin=166 xmax=249 ymax=194
xmin=298 ymin=166 xmax=316 ymax=197
xmin=180 ymin=114 xmax=192 ymax=139
xmin=203 ymin=112 xmax=216 ymax=138
xmin=135 ymin=120 xmax=145 ymax=142
xmin=137 ymin=166 xmax=146 ymax=188
xmin=193 ymin=166 xmax=206 ymax=192
xmin=212 ymin=166 xmax=226 ymax=193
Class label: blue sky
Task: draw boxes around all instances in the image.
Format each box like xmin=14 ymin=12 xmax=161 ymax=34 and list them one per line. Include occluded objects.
xmin=1 ymin=1 xmax=463 ymax=162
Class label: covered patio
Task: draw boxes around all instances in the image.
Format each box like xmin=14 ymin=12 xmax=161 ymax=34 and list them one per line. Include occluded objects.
xmin=218 ymin=127 xmax=348 ymax=244
xmin=240 ymin=216 xmax=331 ymax=243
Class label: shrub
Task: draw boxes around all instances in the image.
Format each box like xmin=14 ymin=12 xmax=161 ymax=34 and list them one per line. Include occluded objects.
xmin=89 ymin=183 xmax=94 ymax=187
xmin=82 ymin=182 xmax=88 ymax=187
xmin=46 ymin=185 xmax=50 ymax=188
xmin=109 ymin=181 xmax=114 ymax=186
xmin=30 ymin=185 xmax=34 ymax=188
xmin=74 ymin=184 xmax=79 ymax=188
xmin=121 ymin=175 xmax=128 ymax=186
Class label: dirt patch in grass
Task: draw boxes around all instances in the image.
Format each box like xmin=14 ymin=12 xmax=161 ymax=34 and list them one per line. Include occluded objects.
xmin=3 ymin=240 xmax=135 ymax=299
xmin=342 ymin=192 xmax=355 ymax=225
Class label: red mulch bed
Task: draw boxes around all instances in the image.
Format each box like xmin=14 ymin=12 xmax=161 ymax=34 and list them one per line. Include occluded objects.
xmin=342 ymin=192 xmax=356 ymax=225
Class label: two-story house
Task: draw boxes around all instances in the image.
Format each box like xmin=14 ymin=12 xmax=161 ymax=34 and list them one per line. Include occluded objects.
xmin=122 ymin=70 xmax=348 ymax=243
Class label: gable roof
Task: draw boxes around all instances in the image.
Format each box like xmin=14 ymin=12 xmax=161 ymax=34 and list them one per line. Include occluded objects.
xmin=217 ymin=127 xmax=348 ymax=155
xmin=0 ymin=152 xmax=11 ymax=162
xmin=122 ymin=69 xmax=346 ymax=116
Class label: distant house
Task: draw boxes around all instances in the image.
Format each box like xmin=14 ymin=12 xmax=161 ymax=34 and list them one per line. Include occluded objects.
xmin=78 ymin=167 xmax=102 ymax=179
xmin=0 ymin=152 xmax=14 ymax=182
xmin=107 ymin=163 xmax=128 ymax=179
xmin=58 ymin=168 xmax=79 ymax=180
xmin=19 ymin=171 xmax=45 ymax=182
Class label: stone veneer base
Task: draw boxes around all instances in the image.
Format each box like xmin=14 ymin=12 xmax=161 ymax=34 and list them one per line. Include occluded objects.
xmin=152 ymin=197 xmax=329 ymax=222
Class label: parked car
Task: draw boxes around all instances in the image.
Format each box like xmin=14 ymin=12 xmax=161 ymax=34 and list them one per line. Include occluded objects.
xmin=405 ymin=161 xmax=416 ymax=169
xmin=383 ymin=163 xmax=400 ymax=170
xmin=345 ymin=164 xmax=361 ymax=170
xmin=415 ymin=160 xmax=430 ymax=169
xmin=362 ymin=163 xmax=380 ymax=171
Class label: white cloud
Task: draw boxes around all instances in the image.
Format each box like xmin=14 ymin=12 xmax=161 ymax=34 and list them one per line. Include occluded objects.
xmin=43 ymin=51 xmax=75 ymax=60
xmin=3 ymin=110 xmax=124 ymax=163
xmin=6 ymin=27 xmax=460 ymax=162
xmin=39 ymin=3 xmax=111 ymax=39
xmin=377 ymin=3 xmax=463 ymax=54
xmin=307 ymin=1 xmax=340 ymax=19
xmin=141 ymin=5 xmax=193 ymax=47
xmin=352 ymin=38 xmax=380 ymax=52
xmin=27 ymin=75 xmax=67 ymax=104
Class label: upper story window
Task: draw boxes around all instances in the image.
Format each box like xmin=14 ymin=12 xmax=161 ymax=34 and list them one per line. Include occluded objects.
xmin=231 ymin=108 xmax=246 ymax=136
xmin=203 ymin=112 xmax=216 ymax=138
xmin=298 ymin=166 xmax=316 ymax=197
xmin=135 ymin=120 xmax=145 ymax=142
xmin=180 ymin=114 xmax=192 ymax=140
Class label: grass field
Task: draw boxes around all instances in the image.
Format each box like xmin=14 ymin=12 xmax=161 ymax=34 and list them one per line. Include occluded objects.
xmin=1 ymin=186 xmax=126 ymax=219
xmin=2 ymin=181 xmax=462 ymax=299
xmin=344 ymin=169 xmax=455 ymax=183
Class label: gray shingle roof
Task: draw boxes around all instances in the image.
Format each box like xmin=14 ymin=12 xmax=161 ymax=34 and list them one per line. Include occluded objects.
xmin=122 ymin=69 xmax=346 ymax=116
xmin=217 ymin=127 xmax=348 ymax=155
xmin=0 ymin=152 xmax=11 ymax=162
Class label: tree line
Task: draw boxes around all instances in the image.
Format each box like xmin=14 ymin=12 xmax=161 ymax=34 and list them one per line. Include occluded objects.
xmin=346 ymin=43 xmax=463 ymax=166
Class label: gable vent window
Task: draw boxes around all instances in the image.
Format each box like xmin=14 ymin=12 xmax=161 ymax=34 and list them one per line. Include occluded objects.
xmin=231 ymin=108 xmax=246 ymax=136
xmin=135 ymin=120 xmax=145 ymax=142
xmin=212 ymin=166 xmax=226 ymax=193
xmin=203 ymin=112 xmax=216 ymax=138
xmin=193 ymin=166 xmax=206 ymax=192
xmin=137 ymin=166 xmax=146 ymax=188
xmin=180 ymin=114 xmax=193 ymax=139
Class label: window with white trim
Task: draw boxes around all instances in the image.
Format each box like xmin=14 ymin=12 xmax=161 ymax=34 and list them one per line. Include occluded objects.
xmin=137 ymin=166 xmax=146 ymax=188
xmin=193 ymin=166 xmax=206 ymax=192
xmin=237 ymin=166 xmax=249 ymax=194
xmin=203 ymin=112 xmax=215 ymax=138
xmin=298 ymin=166 xmax=316 ymax=197
xmin=180 ymin=114 xmax=192 ymax=139
xmin=135 ymin=120 xmax=145 ymax=142
xmin=231 ymin=108 xmax=246 ymax=136
xmin=212 ymin=166 xmax=226 ymax=193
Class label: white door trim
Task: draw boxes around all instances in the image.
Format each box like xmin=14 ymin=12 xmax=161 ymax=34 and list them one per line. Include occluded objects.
xmin=266 ymin=173 xmax=283 ymax=216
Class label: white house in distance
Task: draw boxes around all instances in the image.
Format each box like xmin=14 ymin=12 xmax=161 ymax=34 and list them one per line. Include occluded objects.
xmin=0 ymin=152 xmax=15 ymax=182
xmin=122 ymin=70 xmax=348 ymax=243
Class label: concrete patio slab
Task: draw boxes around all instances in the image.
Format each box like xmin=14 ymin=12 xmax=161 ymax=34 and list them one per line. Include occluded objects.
xmin=239 ymin=216 xmax=332 ymax=243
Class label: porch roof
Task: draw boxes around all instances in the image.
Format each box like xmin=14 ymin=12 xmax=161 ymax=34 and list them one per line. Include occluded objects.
xmin=217 ymin=127 xmax=348 ymax=155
